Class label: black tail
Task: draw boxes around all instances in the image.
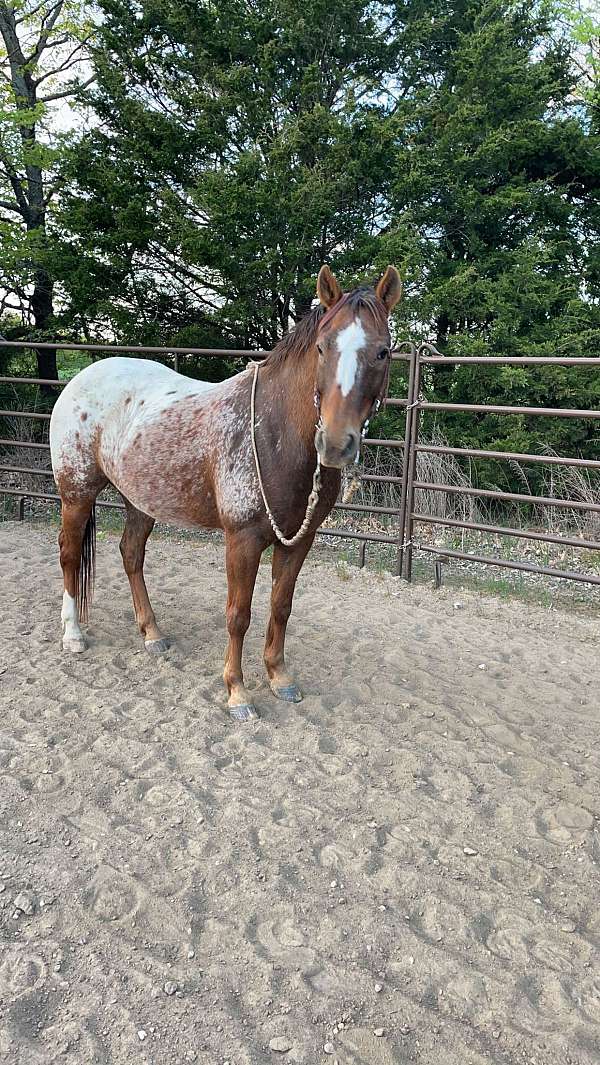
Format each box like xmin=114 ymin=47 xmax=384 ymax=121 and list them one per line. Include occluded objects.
xmin=77 ymin=504 xmax=97 ymax=623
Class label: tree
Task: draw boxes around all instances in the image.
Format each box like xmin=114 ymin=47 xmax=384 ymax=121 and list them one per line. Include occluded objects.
xmin=0 ymin=0 xmax=94 ymax=378
xmin=56 ymin=0 xmax=403 ymax=351
xmin=551 ymin=0 xmax=600 ymax=105
xmin=47 ymin=0 xmax=599 ymax=474
xmin=384 ymin=0 xmax=600 ymax=464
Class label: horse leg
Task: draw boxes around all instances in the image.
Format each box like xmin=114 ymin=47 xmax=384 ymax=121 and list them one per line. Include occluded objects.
xmin=264 ymin=535 xmax=315 ymax=703
xmin=223 ymin=529 xmax=263 ymax=721
xmin=119 ymin=500 xmax=169 ymax=654
xmin=59 ymin=498 xmax=96 ymax=653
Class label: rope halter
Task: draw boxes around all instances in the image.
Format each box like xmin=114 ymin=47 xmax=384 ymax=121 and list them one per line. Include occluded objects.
xmin=250 ymin=348 xmax=390 ymax=546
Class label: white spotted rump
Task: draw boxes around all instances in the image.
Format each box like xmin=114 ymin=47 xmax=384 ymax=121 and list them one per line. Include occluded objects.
xmin=335 ymin=319 xmax=366 ymax=397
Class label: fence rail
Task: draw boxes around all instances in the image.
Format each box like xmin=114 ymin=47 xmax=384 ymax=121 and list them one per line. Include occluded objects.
xmin=398 ymin=345 xmax=600 ymax=585
xmin=1 ymin=339 xmax=599 ymax=586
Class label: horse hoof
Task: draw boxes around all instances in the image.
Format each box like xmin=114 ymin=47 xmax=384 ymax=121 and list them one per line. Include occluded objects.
xmin=270 ymin=683 xmax=303 ymax=703
xmin=228 ymin=703 xmax=258 ymax=722
xmin=63 ymin=637 xmax=87 ymax=654
xmin=145 ymin=637 xmax=170 ymax=655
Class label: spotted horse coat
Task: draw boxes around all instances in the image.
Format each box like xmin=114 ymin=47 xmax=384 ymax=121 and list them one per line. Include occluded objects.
xmin=49 ymin=265 xmax=402 ymax=719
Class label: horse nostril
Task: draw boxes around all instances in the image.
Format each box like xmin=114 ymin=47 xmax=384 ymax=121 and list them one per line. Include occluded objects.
xmin=342 ymin=432 xmax=358 ymax=458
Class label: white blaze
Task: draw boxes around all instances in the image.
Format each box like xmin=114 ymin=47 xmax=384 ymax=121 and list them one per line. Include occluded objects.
xmin=335 ymin=319 xmax=366 ymax=397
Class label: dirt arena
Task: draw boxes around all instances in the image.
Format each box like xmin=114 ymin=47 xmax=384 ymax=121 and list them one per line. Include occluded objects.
xmin=1 ymin=521 xmax=599 ymax=1065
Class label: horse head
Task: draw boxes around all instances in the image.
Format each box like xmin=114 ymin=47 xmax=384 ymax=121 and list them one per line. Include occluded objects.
xmin=313 ymin=265 xmax=402 ymax=468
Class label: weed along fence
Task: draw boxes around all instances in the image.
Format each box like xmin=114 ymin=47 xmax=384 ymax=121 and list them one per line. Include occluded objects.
xmin=1 ymin=340 xmax=600 ymax=588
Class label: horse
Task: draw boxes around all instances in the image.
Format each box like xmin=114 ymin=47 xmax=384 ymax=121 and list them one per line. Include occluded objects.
xmin=50 ymin=265 xmax=402 ymax=720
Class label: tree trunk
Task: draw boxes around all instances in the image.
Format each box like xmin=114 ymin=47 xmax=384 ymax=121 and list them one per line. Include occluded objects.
xmin=30 ymin=263 xmax=57 ymax=381
xmin=0 ymin=4 xmax=58 ymax=382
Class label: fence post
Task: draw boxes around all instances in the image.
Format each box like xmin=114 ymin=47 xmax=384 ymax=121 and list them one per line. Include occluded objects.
xmin=401 ymin=346 xmax=423 ymax=581
xmin=395 ymin=343 xmax=417 ymax=577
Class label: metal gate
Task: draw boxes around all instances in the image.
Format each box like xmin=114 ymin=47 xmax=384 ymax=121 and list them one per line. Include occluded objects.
xmin=1 ymin=340 xmax=599 ymax=586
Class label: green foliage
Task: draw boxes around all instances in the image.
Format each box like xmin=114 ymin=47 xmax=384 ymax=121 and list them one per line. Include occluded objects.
xmin=56 ymin=0 xmax=401 ymax=350
xmin=0 ymin=0 xmax=95 ymax=379
xmin=381 ymin=0 xmax=600 ymax=463
xmin=551 ymin=0 xmax=600 ymax=104
xmin=0 ymin=0 xmax=599 ymax=481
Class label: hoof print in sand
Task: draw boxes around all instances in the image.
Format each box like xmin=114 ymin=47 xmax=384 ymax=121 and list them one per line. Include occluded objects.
xmin=84 ymin=867 xmax=139 ymax=924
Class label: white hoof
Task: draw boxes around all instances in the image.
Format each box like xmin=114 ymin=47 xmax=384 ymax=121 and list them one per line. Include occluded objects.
xmin=61 ymin=592 xmax=86 ymax=654
xmin=63 ymin=636 xmax=87 ymax=654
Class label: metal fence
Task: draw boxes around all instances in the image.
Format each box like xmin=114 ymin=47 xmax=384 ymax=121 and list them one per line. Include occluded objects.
xmin=1 ymin=339 xmax=599 ymax=587
xmin=398 ymin=344 xmax=600 ymax=587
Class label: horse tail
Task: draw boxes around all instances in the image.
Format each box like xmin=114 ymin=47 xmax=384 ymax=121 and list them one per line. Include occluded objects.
xmin=77 ymin=504 xmax=97 ymax=623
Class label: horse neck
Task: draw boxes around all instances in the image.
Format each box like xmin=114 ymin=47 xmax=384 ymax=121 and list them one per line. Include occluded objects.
xmin=261 ymin=344 xmax=319 ymax=453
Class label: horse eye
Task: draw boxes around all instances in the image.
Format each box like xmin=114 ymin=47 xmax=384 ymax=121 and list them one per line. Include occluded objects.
xmin=377 ymin=347 xmax=389 ymax=361
xmin=316 ymin=343 xmax=324 ymax=357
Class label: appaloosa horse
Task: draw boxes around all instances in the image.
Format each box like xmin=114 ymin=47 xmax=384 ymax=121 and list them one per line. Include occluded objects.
xmin=50 ymin=265 xmax=402 ymax=719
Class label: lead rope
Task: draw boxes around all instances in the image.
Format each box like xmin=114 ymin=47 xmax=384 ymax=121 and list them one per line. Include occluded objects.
xmin=341 ymin=416 xmax=372 ymax=503
xmin=250 ymin=361 xmax=322 ymax=547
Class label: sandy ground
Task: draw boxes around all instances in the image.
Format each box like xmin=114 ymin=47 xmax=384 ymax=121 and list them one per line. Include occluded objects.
xmin=0 ymin=521 xmax=599 ymax=1065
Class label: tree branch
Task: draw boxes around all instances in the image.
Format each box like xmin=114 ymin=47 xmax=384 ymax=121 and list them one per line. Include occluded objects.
xmin=0 ymin=147 xmax=30 ymax=219
xmin=31 ymin=31 xmax=71 ymax=59
xmin=27 ymin=0 xmax=64 ymax=66
xmin=0 ymin=197 xmax=22 ymax=213
xmin=34 ymin=37 xmax=91 ymax=85
xmin=15 ymin=0 xmax=54 ymax=26
xmin=41 ymin=73 xmax=94 ymax=102
xmin=0 ymin=3 xmax=27 ymax=71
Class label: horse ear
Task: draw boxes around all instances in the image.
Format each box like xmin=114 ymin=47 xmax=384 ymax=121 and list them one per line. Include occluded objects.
xmin=317 ymin=265 xmax=343 ymax=309
xmin=376 ymin=266 xmax=402 ymax=312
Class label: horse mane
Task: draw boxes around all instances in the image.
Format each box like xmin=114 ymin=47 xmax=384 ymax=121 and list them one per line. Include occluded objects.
xmin=264 ymin=285 xmax=387 ymax=367
xmin=263 ymin=304 xmax=325 ymax=367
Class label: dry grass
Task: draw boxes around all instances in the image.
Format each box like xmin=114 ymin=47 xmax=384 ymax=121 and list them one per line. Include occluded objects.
xmin=328 ymin=431 xmax=600 ymax=569
xmin=332 ymin=425 xmax=488 ymax=534
xmin=540 ymin=460 xmax=600 ymax=541
xmin=0 ymin=409 xmax=52 ymax=508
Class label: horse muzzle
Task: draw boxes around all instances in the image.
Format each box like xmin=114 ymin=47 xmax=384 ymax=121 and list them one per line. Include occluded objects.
xmin=315 ymin=426 xmax=360 ymax=468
